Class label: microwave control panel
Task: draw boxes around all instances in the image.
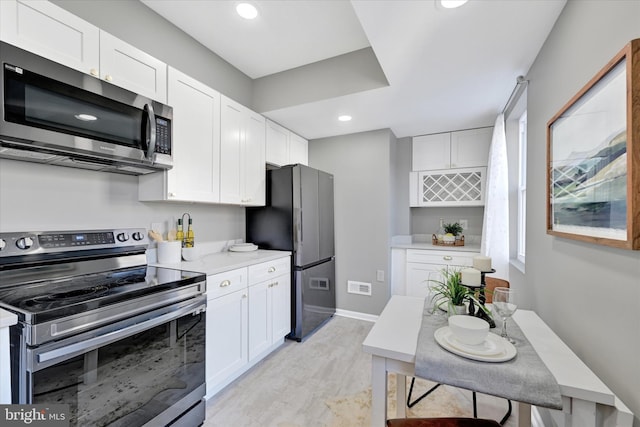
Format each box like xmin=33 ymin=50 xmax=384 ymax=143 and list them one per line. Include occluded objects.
xmin=155 ymin=117 xmax=171 ymax=155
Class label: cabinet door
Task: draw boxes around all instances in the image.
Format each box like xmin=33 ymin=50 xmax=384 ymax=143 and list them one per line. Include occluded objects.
xmin=220 ymin=96 xmax=266 ymax=206
xmin=206 ymin=290 xmax=248 ymax=396
xmin=406 ymin=262 xmax=443 ymax=298
xmin=450 ymin=127 xmax=492 ymax=168
xmin=99 ymin=31 xmax=167 ymax=103
xmin=242 ymin=111 xmax=266 ymax=206
xmin=248 ymin=281 xmax=271 ymax=361
xmin=165 ymin=67 xmax=220 ymax=202
xmin=220 ymin=97 xmax=244 ymax=204
xmin=412 ymin=133 xmax=450 ymax=171
xmin=289 ymin=133 xmax=308 ymax=166
xmin=266 ymin=120 xmax=289 ymax=167
xmin=271 ymin=273 xmax=291 ymax=340
xmin=0 ymin=0 xmax=100 ymax=75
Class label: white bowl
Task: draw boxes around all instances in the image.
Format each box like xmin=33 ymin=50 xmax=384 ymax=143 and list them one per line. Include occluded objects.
xmin=448 ymin=315 xmax=489 ymax=346
xmin=181 ymin=246 xmax=200 ymax=261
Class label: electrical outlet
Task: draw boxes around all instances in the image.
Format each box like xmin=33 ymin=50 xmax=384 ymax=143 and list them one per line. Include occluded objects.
xmin=376 ymin=270 xmax=385 ymax=282
xmin=459 ymin=219 xmax=468 ymax=230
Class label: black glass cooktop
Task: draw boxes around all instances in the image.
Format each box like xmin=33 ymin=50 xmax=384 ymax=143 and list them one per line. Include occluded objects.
xmin=0 ymin=266 xmax=205 ymax=324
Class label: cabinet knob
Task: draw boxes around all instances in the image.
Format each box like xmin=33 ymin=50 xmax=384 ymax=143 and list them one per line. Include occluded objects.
xmin=443 ymin=256 xmax=453 ymax=261
xmin=268 ymin=266 xmax=276 ymax=273
xmin=90 ymin=68 xmax=99 ymax=77
xmin=104 ymin=74 xmax=113 ymax=82
xmin=219 ymin=280 xmax=231 ymax=287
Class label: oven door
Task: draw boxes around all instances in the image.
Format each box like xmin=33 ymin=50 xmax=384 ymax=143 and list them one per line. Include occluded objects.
xmin=17 ymin=297 xmax=206 ymax=427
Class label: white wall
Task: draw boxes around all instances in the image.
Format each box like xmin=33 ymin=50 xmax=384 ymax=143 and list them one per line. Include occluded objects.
xmin=525 ymin=0 xmax=640 ymax=422
xmin=309 ymin=129 xmax=395 ymax=315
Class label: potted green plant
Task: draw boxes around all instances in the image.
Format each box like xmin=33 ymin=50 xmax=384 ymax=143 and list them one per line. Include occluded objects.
xmin=442 ymin=222 xmax=463 ymax=243
xmin=428 ymin=268 xmax=490 ymax=315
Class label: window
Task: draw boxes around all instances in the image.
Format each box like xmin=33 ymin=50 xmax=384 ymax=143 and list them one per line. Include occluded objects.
xmin=517 ymin=111 xmax=527 ymax=264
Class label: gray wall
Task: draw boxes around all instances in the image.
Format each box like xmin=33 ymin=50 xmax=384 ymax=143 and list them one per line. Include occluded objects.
xmin=309 ymin=129 xmax=395 ymax=315
xmin=0 ymin=160 xmax=245 ymax=242
xmin=52 ymin=0 xmax=253 ymax=106
xmin=525 ymin=0 xmax=640 ymax=422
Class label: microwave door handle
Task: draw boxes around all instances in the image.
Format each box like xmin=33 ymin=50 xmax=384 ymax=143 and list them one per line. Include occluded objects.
xmin=144 ymin=103 xmax=157 ymax=162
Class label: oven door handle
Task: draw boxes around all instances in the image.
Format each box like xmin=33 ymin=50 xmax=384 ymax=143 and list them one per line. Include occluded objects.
xmin=36 ymin=299 xmax=205 ymax=365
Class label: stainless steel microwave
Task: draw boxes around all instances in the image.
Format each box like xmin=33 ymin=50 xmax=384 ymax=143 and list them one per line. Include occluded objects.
xmin=0 ymin=41 xmax=172 ymax=175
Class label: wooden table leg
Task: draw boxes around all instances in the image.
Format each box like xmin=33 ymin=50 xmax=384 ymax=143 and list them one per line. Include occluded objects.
xmin=517 ymin=402 xmax=532 ymax=427
xmin=371 ymin=355 xmax=388 ymax=427
xmin=396 ymin=373 xmax=407 ymax=418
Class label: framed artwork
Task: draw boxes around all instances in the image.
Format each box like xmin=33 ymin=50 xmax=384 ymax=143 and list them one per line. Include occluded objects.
xmin=547 ymin=39 xmax=639 ymax=250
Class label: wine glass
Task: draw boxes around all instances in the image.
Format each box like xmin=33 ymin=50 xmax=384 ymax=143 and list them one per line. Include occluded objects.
xmin=492 ymin=287 xmax=517 ymax=344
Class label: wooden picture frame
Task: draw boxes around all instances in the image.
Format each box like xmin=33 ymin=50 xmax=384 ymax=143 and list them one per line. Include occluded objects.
xmin=547 ymin=39 xmax=639 ymax=250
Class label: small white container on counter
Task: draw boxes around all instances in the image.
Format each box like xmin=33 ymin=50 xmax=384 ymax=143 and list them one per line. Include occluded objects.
xmin=157 ymin=241 xmax=182 ymax=264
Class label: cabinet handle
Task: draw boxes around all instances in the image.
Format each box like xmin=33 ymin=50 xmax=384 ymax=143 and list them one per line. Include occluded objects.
xmin=242 ymin=294 xmax=247 ymax=298
xmin=104 ymin=74 xmax=113 ymax=82
xmin=219 ymin=279 xmax=231 ymax=288
xmin=268 ymin=266 xmax=276 ymax=273
xmin=89 ymin=68 xmax=98 ymax=77
xmin=443 ymin=256 xmax=453 ymax=261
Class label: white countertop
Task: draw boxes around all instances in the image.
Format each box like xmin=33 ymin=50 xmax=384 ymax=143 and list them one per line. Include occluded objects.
xmin=392 ymin=242 xmax=481 ymax=252
xmin=152 ymin=249 xmax=291 ymax=276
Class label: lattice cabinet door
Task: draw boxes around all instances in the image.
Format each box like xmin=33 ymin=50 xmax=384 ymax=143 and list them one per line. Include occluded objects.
xmin=410 ymin=167 xmax=487 ymax=207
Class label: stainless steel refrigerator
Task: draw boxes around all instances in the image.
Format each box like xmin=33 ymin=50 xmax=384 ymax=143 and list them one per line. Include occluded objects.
xmin=246 ymin=164 xmax=335 ymax=341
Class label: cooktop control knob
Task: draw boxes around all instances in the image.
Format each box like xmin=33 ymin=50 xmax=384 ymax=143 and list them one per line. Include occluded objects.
xmin=132 ymin=232 xmax=144 ymax=241
xmin=0 ymin=239 xmax=5 ymax=251
xmin=16 ymin=236 xmax=34 ymax=250
xmin=116 ymin=232 xmax=129 ymax=242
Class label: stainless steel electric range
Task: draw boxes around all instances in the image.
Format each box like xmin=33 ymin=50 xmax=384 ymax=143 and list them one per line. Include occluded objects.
xmin=0 ymin=228 xmax=207 ymax=427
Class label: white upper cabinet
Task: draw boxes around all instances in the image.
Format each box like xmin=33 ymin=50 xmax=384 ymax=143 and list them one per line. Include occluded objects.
xmin=266 ymin=120 xmax=289 ymax=166
xmin=289 ymin=132 xmax=309 ymax=165
xmin=0 ymin=0 xmax=167 ymax=103
xmin=220 ymin=95 xmax=266 ymax=206
xmin=412 ymin=127 xmax=492 ymax=171
xmin=139 ymin=67 xmax=221 ymax=203
xmin=450 ymin=127 xmax=492 ymax=169
xmin=412 ymin=133 xmax=450 ymax=171
xmin=0 ymin=0 xmax=100 ymax=74
xmin=265 ymin=119 xmax=308 ymax=167
xmin=99 ymin=32 xmax=167 ymax=103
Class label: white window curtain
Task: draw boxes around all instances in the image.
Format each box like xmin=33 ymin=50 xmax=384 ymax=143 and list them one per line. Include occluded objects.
xmin=481 ymin=114 xmax=509 ymax=280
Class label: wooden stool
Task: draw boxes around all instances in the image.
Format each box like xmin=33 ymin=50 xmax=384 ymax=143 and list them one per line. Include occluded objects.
xmin=387 ymin=417 xmax=501 ymax=427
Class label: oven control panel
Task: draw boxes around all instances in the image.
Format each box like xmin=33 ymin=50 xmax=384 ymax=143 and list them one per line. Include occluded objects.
xmin=0 ymin=228 xmax=148 ymax=257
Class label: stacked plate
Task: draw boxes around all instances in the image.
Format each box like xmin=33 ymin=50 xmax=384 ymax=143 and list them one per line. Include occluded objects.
xmin=434 ymin=326 xmax=516 ymax=362
xmin=229 ymin=243 xmax=258 ymax=252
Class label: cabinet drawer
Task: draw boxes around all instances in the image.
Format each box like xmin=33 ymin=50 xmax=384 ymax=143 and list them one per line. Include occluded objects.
xmin=406 ymin=250 xmax=475 ymax=267
xmin=248 ymin=257 xmax=291 ymax=285
xmin=207 ymin=267 xmax=248 ymax=299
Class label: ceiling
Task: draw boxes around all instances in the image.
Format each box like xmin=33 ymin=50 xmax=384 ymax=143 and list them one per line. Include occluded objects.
xmin=142 ymin=0 xmax=566 ymax=140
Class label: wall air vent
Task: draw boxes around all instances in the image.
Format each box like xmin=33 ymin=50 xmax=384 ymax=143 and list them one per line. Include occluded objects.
xmin=347 ymin=280 xmax=372 ymax=296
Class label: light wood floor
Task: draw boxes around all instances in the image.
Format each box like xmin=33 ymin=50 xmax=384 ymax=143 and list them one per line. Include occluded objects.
xmin=204 ymin=315 xmax=517 ymax=427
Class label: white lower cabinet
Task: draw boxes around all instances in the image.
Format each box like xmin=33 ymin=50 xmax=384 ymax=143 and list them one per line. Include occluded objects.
xmin=405 ymin=250 xmax=477 ymax=298
xmin=205 ymin=256 xmax=290 ymax=398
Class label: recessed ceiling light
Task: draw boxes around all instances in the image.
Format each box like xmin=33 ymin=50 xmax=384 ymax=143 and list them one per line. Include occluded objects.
xmin=236 ymin=3 xmax=258 ymax=20
xmin=338 ymin=115 xmax=352 ymax=122
xmin=440 ymin=0 xmax=468 ymax=8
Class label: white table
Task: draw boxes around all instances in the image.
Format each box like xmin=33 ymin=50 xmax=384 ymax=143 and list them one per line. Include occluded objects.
xmin=362 ymin=295 xmax=633 ymax=427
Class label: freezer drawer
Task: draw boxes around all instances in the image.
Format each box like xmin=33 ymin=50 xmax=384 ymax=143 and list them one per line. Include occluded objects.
xmin=290 ymin=258 xmax=336 ymax=341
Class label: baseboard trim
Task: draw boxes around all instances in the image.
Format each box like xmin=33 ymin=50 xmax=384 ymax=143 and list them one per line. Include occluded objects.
xmin=335 ymin=309 xmax=378 ymax=323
